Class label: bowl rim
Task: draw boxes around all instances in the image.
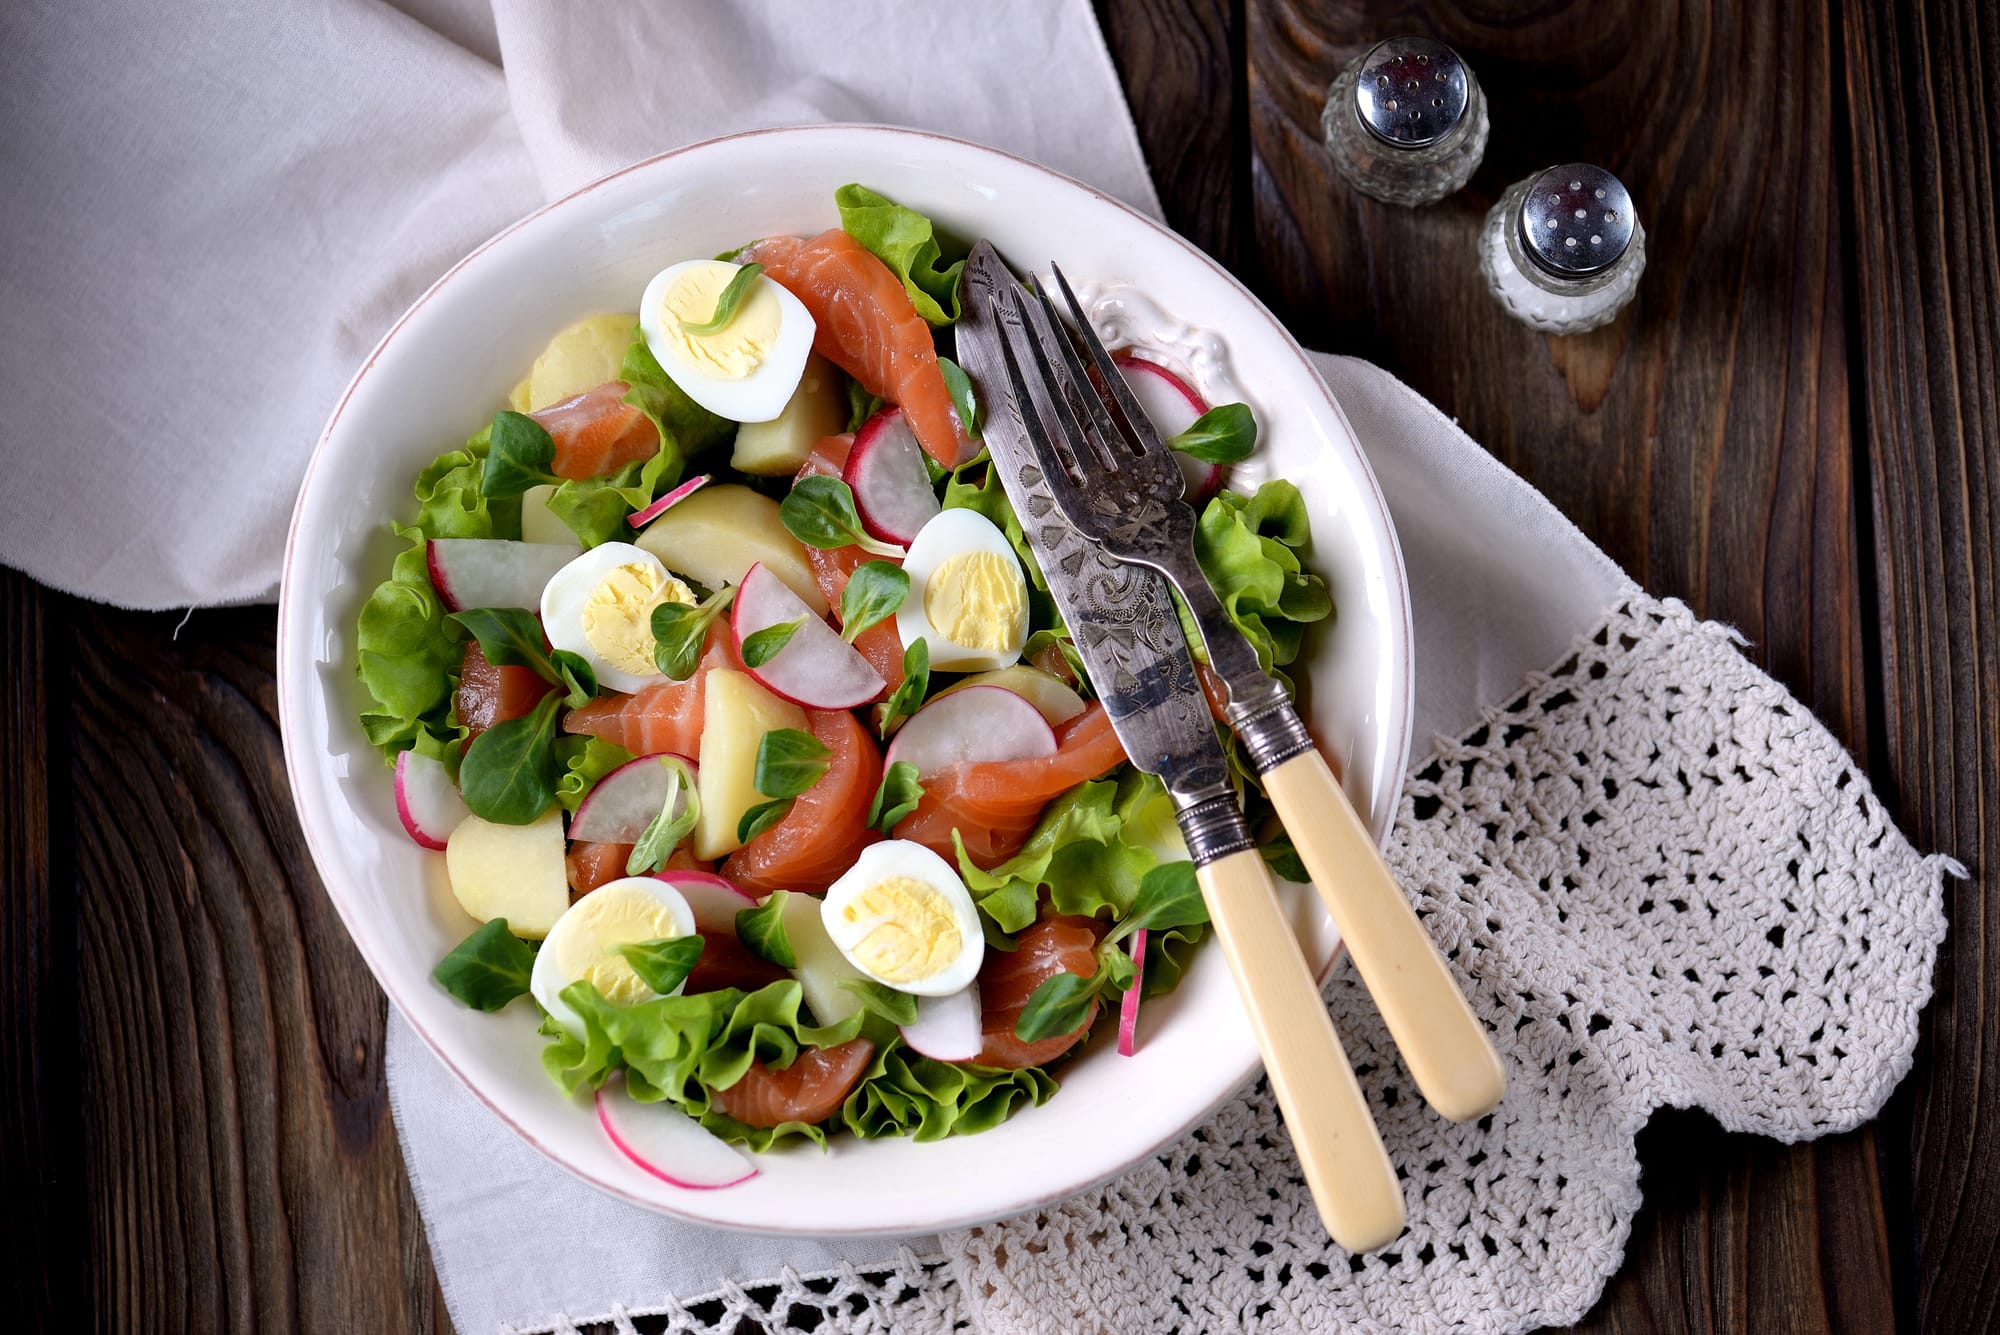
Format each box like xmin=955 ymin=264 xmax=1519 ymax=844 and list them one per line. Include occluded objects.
xmin=277 ymin=122 xmax=1414 ymax=1235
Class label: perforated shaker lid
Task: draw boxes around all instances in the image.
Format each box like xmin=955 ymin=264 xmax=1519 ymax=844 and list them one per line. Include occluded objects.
xmin=1517 ymin=164 xmax=1636 ymax=278
xmin=1354 ymin=37 xmax=1469 ymax=149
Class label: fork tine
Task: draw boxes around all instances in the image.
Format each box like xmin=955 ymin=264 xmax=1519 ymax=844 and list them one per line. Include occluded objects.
xmin=1015 ymin=284 xmax=1123 ymax=476
xmin=1025 ymin=280 xmax=1145 ymax=467
xmin=990 ymin=284 xmax=1100 ymax=525
xmin=1048 ymin=264 xmax=1172 ymax=458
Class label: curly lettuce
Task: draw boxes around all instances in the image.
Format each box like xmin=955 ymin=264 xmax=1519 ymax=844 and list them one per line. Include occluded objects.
xmin=618 ymin=331 xmax=736 ymax=503
xmin=355 ymin=522 xmax=460 ymax=754
xmin=835 ymin=184 xmax=963 ymax=325
xmin=1191 ymin=480 xmax=1335 ymax=682
xmin=555 ymin=736 xmax=634 ymax=815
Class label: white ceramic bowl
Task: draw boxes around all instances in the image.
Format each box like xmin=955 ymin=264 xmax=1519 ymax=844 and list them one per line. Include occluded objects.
xmin=277 ymin=125 xmax=1412 ymax=1236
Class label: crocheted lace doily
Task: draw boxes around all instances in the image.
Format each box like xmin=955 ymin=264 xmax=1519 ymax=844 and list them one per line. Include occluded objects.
xmin=519 ymin=596 xmax=1953 ymax=1335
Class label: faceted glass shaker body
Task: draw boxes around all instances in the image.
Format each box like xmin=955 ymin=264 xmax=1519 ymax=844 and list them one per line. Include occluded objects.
xmin=1480 ymin=173 xmax=1647 ymax=334
xmin=1322 ymin=45 xmax=1488 ymax=207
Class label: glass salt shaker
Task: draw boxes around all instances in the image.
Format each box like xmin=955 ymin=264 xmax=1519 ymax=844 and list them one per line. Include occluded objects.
xmin=1480 ymin=163 xmax=1646 ymax=334
xmin=1321 ymin=36 xmax=1488 ymax=206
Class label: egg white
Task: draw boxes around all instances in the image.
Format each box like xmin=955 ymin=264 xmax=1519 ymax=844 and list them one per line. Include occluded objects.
xmin=539 ymin=542 xmax=686 ymax=694
xmin=639 ymin=260 xmax=817 ymax=423
xmin=532 ymin=875 xmax=698 ymax=1036
xmin=821 ymin=840 xmax=986 ymax=997
xmin=894 ymin=508 xmax=1029 ymax=673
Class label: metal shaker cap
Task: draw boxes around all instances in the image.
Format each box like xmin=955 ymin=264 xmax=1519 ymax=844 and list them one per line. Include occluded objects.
xmin=1518 ymin=164 xmax=1636 ymax=278
xmin=1354 ymin=37 xmax=1469 ymax=148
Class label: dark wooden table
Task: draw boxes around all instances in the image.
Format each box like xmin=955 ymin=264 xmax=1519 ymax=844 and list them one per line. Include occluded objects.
xmin=4 ymin=1 xmax=1994 ymax=1329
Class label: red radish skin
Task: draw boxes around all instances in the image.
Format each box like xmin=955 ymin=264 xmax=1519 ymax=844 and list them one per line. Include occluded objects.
xmin=1113 ymin=354 xmax=1221 ymax=502
xmin=653 ymin=871 xmax=759 ymax=935
xmin=730 ymin=562 xmax=886 ymax=710
xmin=843 ymin=407 xmax=941 ymax=545
xmin=1117 ymin=927 xmax=1148 ymax=1057
xmin=425 ymin=538 xmax=577 ymax=613
xmin=884 ymin=685 xmax=1057 ymax=778
xmin=393 ymin=749 xmax=468 ymax=850
xmin=629 ymin=474 xmax=711 ymax=528
xmin=900 ymin=985 xmax=984 ymax=1062
xmin=568 ymin=753 xmax=698 ymax=843
xmin=595 ymin=1079 xmax=756 ymax=1190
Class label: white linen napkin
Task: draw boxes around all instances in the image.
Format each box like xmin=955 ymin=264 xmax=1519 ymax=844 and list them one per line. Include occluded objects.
xmin=0 ymin=0 xmax=1155 ymax=608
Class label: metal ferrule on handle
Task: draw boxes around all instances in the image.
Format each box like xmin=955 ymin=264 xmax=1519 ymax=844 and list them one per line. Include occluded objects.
xmin=1173 ymin=790 xmax=1256 ymax=867
xmin=1228 ymin=694 xmax=1316 ymax=773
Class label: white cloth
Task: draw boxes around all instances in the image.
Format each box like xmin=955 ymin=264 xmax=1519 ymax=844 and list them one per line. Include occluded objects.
xmin=0 ymin=0 xmax=1155 ymax=608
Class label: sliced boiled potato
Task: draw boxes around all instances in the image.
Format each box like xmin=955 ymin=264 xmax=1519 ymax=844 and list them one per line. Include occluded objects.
xmin=731 ymin=353 xmax=846 ymax=476
xmin=778 ymin=889 xmax=869 ymax=1026
xmin=520 ymin=484 xmax=580 ymax=547
xmin=694 ymin=669 xmax=809 ymax=859
xmin=518 ymin=311 xmax=639 ymax=412
xmin=636 ymin=484 xmax=828 ymax=614
xmin=444 ymin=808 xmax=569 ymax=938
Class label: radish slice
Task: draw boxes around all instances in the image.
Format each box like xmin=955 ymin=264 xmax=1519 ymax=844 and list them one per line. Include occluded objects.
xmin=654 ymin=870 xmax=759 ymax=935
xmin=568 ymin=754 xmax=697 ymax=844
xmin=901 ymin=985 xmax=983 ymax=1062
xmin=844 ymin=407 xmax=941 ymax=544
xmin=596 ymin=1077 xmax=757 ymax=1190
xmin=883 ymin=685 xmax=1057 ymax=778
xmin=425 ymin=538 xmax=578 ymax=613
xmin=394 ymin=749 xmax=469 ymax=850
xmin=1117 ymin=927 xmax=1148 ymax=1057
xmin=730 ymin=562 xmax=886 ymax=710
xmin=1114 ymin=354 xmax=1221 ymax=502
xmin=629 ymin=474 xmax=711 ymax=529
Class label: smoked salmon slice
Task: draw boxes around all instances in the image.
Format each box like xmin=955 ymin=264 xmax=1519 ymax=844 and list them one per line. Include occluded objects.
xmin=457 ymin=641 xmax=548 ymax=741
xmin=531 ymin=381 xmax=659 ymax=481
xmin=560 ymin=630 xmax=729 ymax=757
xmin=797 ymin=434 xmax=906 ymax=689
xmin=684 ymin=929 xmax=792 ymax=996
xmin=565 ymin=840 xmax=707 ymax=898
xmin=723 ymin=708 xmax=884 ymax=894
xmin=975 ymin=916 xmax=1101 ymax=1069
xmin=709 ymin=1038 xmax=874 ymax=1127
xmin=748 ymin=232 xmax=970 ymax=468
xmin=893 ymin=704 xmax=1129 ymax=867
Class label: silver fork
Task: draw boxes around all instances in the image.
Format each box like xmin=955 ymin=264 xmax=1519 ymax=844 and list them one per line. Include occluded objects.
xmin=993 ymin=271 xmax=1506 ymax=1125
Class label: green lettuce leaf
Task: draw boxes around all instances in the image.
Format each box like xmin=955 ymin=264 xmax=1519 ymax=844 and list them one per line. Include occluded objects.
xmin=414 ymin=425 xmax=521 ymax=540
xmin=555 ymin=736 xmax=634 ymax=815
xmin=355 ymin=522 xmax=461 ymax=754
xmin=840 ymin=1046 xmax=1057 ymax=1142
xmin=834 ymin=184 xmax=964 ymax=325
xmin=1191 ymin=480 xmax=1335 ymax=680
xmin=619 ymin=332 xmax=736 ymax=501
xmin=943 ymin=451 xmax=1048 ymax=592
xmin=548 ymin=460 xmax=644 ymax=548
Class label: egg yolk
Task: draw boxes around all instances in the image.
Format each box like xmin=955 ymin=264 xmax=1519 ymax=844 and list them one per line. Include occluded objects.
xmin=922 ymin=551 xmax=1025 ymax=653
xmin=552 ymin=887 xmax=687 ymax=1005
xmin=839 ymin=876 xmax=964 ymax=985
xmin=581 ymin=562 xmax=690 ymax=676
xmin=651 ymin=262 xmax=783 ymax=379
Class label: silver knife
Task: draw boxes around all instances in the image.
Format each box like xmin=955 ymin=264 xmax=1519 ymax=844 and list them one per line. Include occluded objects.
xmin=957 ymin=241 xmax=1403 ymax=1252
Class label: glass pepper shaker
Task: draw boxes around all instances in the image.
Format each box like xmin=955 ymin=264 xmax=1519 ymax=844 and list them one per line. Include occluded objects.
xmin=1480 ymin=163 xmax=1646 ymax=334
xmin=1322 ymin=36 xmax=1488 ymax=206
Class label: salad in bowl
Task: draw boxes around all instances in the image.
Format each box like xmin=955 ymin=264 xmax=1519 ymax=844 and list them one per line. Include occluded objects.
xmin=355 ymin=184 xmax=1335 ymax=1187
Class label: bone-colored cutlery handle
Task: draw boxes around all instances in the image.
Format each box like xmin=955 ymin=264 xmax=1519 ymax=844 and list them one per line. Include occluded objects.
xmin=1264 ymin=750 xmax=1507 ymax=1123
xmin=1197 ymin=846 xmax=1405 ymax=1252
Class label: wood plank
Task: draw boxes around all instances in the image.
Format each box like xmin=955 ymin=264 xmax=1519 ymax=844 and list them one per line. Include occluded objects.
xmin=1842 ymin=0 xmax=2000 ymax=1329
xmin=0 ymin=570 xmax=74 ymax=1329
xmin=63 ymin=601 xmax=447 ymax=1332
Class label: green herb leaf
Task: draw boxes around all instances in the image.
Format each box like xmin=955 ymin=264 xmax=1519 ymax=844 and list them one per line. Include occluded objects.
xmin=676 ymin=262 xmax=766 ymax=336
xmin=446 ymin=606 xmax=550 ymax=668
xmin=740 ymin=616 xmax=805 ymax=669
xmin=619 ymin=330 xmax=738 ymax=506
xmin=734 ymin=892 xmax=797 ymax=969
xmin=846 ymin=379 xmax=886 ymax=434
xmin=834 ymin=184 xmax=964 ymax=325
xmin=841 ymin=978 xmax=918 ymax=1026
xmin=754 ymin=728 xmax=831 ymax=800
xmin=780 ymin=475 xmax=905 ymax=557
xmin=625 ymin=757 xmax=700 ymax=874
xmin=549 ymin=649 xmax=599 ymax=707
xmin=1260 ymin=832 xmax=1310 ymax=883
xmin=737 ymin=798 xmax=793 ymax=844
xmin=457 ymin=694 xmax=564 ymax=824
xmin=1013 ymin=969 xmax=1101 ymax=1043
xmin=1106 ymin=860 xmax=1207 ymax=946
xmin=432 ymin=919 xmax=537 ymax=1011
xmin=617 ymin=935 xmax=705 ymax=995
xmin=481 ymin=411 xmax=563 ymax=498
xmin=877 ymin=638 xmax=930 ymax=738
xmin=937 ymin=355 xmax=982 ymax=440
xmin=838 ymin=561 xmax=909 ymax=642
xmin=1165 ymin=402 xmax=1257 ymax=465
xmin=651 ymin=585 xmax=735 ymax=679
xmin=547 ymin=463 xmax=642 ymax=548
xmin=866 ymin=760 xmax=925 ymax=834
xmin=555 ymin=736 xmax=634 ymax=815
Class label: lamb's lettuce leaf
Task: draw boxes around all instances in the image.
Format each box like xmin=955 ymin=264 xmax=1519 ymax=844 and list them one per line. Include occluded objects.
xmin=834 ymin=184 xmax=964 ymax=325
